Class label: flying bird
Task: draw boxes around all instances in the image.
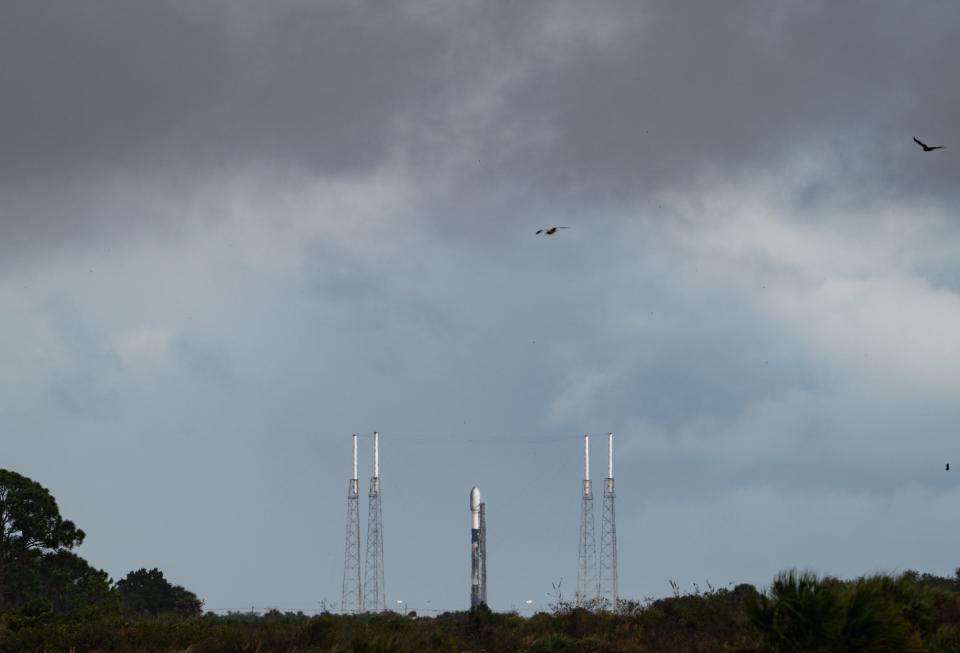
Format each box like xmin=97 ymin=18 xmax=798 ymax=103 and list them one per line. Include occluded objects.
xmin=913 ymin=137 xmax=945 ymax=152
xmin=536 ymin=227 xmax=569 ymax=235
xmin=947 ymin=463 xmax=950 ymax=471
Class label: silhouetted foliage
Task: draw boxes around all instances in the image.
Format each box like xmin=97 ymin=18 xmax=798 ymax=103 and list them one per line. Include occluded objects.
xmin=0 ymin=469 xmax=93 ymax=612
xmin=117 ymin=567 xmax=203 ymax=616
xmin=33 ymin=550 xmax=118 ymax=615
xmin=749 ymin=569 xmax=845 ymax=650
xmin=749 ymin=569 xmax=933 ymax=652
xmin=5 ymin=469 xmax=960 ymax=652
xmin=0 ymin=575 xmax=957 ymax=653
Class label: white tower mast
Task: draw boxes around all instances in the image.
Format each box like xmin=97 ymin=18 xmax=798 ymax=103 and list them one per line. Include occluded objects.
xmin=577 ymin=434 xmax=598 ymax=605
xmin=599 ymin=433 xmax=619 ymax=607
xmin=363 ymin=432 xmax=385 ymax=612
xmin=341 ymin=434 xmax=362 ymax=613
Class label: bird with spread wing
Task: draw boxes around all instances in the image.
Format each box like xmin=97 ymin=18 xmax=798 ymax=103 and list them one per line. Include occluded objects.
xmin=914 ymin=136 xmax=945 ymax=152
xmin=535 ymin=227 xmax=569 ymax=235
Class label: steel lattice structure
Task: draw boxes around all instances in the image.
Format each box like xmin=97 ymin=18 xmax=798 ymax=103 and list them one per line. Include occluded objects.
xmin=599 ymin=433 xmax=618 ymax=608
xmin=577 ymin=434 xmax=598 ymax=606
xmin=341 ymin=435 xmax=362 ymax=613
xmin=362 ymin=432 xmax=385 ymax=613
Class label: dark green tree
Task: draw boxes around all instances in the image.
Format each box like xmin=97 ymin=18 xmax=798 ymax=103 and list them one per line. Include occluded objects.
xmin=839 ymin=575 xmax=922 ymax=652
xmin=748 ymin=569 xmax=845 ymax=651
xmin=35 ymin=550 xmax=118 ymax=614
xmin=116 ymin=567 xmax=202 ymax=616
xmin=0 ymin=469 xmax=86 ymax=610
xmin=750 ymin=569 xmax=925 ymax=653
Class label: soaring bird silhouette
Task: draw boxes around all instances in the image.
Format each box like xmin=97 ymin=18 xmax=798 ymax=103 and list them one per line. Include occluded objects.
xmin=535 ymin=227 xmax=569 ymax=235
xmin=947 ymin=463 xmax=950 ymax=471
xmin=914 ymin=137 xmax=945 ymax=152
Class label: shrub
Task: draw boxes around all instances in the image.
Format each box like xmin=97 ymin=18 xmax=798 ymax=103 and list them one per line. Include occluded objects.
xmin=928 ymin=624 xmax=960 ymax=653
xmin=530 ymin=632 xmax=574 ymax=653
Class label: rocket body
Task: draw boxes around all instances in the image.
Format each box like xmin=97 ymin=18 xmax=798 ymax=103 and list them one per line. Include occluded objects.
xmin=470 ymin=486 xmax=484 ymax=608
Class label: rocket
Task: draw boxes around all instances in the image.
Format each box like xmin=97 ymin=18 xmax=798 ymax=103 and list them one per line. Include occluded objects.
xmin=470 ymin=486 xmax=481 ymax=607
xmin=470 ymin=486 xmax=486 ymax=607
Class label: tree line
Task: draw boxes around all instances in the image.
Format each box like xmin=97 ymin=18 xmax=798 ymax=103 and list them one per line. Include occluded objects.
xmin=4 ymin=467 xmax=960 ymax=652
xmin=0 ymin=469 xmax=200 ymax=618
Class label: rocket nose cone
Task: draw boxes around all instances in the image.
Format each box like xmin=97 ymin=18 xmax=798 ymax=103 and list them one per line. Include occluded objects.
xmin=470 ymin=486 xmax=481 ymax=512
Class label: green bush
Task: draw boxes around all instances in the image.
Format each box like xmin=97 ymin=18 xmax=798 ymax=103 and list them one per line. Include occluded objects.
xmin=749 ymin=569 xmax=844 ymax=651
xmin=749 ymin=570 xmax=928 ymax=653
xmin=530 ymin=632 xmax=574 ymax=653
xmin=840 ymin=576 xmax=921 ymax=652
xmin=928 ymin=625 xmax=960 ymax=653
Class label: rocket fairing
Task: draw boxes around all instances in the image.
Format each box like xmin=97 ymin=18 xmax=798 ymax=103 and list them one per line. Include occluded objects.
xmin=470 ymin=486 xmax=481 ymax=529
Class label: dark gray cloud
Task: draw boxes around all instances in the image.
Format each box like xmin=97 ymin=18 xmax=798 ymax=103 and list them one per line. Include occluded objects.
xmin=0 ymin=1 xmax=445 ymax=178
xmin=494 ymin=2 xmax=960 ymax=197
xmin=3 ymin=1 xmax=959 ymax=261
xmin=4 ymin=2 xmax=955 ymax=187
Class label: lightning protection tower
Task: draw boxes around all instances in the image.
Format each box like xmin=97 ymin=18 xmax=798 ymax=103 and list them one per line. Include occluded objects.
xmin=599 ymin=433 xmax=619 ymax=607
xmin=362 ymin=431 xmax=386 ymax=612
xmin=577 ymin=434 xmax=598 ymax=606
xmin=341 ymin=434 xmax=362 ymax=613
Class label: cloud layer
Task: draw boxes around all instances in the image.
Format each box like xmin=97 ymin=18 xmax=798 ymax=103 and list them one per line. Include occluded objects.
xmin=3 ymin=1 xmax=960 ymax=612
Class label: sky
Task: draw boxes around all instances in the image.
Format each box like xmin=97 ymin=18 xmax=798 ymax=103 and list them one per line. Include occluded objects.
xmin=3 ymin=1 xmax=960 ymax=614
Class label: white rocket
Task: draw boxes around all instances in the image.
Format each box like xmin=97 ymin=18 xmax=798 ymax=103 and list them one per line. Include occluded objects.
xmin=470 ymin=486 xmax=487 ymax=607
